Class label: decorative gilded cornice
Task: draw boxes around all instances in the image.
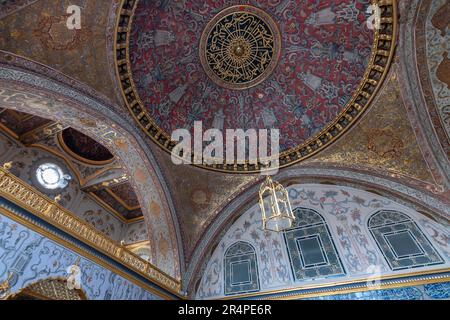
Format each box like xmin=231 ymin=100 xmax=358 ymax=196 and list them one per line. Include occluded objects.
xmin=0 ymin=167 xmax=182 ymax=295
xmin=222 ymin=268 xmax=450 ymax=300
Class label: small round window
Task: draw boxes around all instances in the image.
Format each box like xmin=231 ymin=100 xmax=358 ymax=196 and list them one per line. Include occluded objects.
xmin=36 ymin=163 xmax=71 ymax=190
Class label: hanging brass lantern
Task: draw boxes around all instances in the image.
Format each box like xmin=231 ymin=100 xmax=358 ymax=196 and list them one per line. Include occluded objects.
xmin=259 ymin=175 xmax=295 ymax=232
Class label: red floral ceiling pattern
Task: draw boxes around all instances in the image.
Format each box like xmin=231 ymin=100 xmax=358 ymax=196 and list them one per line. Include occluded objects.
xmin=128 ymin=0 xmax=373 ymax=148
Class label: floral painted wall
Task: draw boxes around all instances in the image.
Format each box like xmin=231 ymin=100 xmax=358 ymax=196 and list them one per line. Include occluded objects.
xmin=123 ymin=220 xmax=149 ymax=244
xmin=0 ymin=212 xmax=162 ymax=300
xmin=0 ymin=132 xmax=82 ymax=210
xmin=196 ymin=184 xmax=450 ymax=299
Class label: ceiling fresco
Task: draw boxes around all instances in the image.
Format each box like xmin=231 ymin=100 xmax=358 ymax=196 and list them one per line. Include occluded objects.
xmin=116 ymin=0 xmax=396 ymax=171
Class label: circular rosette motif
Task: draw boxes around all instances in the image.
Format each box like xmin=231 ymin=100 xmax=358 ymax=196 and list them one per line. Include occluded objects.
xmin=115 ymin=0 xmax=397 ymax=173
xmin=199 ymin=6 xmax=281 ymax=90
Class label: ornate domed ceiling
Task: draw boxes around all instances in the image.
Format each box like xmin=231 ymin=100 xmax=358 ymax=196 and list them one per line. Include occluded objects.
xmin=116 ymin=0 xmax=396 ymax=173
xmin=60 ymin=128 xmax=114 ymax=165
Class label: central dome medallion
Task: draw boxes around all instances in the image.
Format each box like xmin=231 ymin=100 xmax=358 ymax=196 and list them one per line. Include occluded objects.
xmin=199 ymin=6 xmax=281 ymax=90
xmin=115 ymin=1 xmax=397 ymax=173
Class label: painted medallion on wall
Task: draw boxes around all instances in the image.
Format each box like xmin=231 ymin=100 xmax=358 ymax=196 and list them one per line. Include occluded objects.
xmin=115 ymin=0 xmax=397 ymax=172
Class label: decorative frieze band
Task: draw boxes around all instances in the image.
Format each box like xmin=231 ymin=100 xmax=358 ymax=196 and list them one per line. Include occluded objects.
xmin=0 ymin=167 xmax=181 ymax=295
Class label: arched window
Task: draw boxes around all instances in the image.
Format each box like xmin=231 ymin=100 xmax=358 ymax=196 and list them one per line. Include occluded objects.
xmin=224 ymin=241 xmax=259 ymax=295
xmin=284 ymin=208 xmax=345 ymax=281
xmin=368 ymin=210 xmax=444 ymax=270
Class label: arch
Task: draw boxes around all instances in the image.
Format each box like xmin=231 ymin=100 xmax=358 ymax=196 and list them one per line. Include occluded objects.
xmin=224 ymin=241 xmax=259 ymax=296
xmin=185 ymin=167 xmax=450 ymax=293
xmin=0 ymin=52 xmax=182 ymax=280
xmin=7 ymin=278 xmax=87 ymax=300
xmin=284 ymin=208 xmax=345 ymax=281
xmin=368 ymin=210 xmax=444 ymax=270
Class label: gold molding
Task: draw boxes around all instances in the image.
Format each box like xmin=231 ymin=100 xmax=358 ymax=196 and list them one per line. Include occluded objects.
xmin=114 ymin=0 xmax=398 ymax=173
xmin=0 ymin=167 xmax=182 ymax=296
xmin=88 ymin=191 xmax=144 ymax=224
xmin=221 ymin=267 xmax=450 ymax=300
